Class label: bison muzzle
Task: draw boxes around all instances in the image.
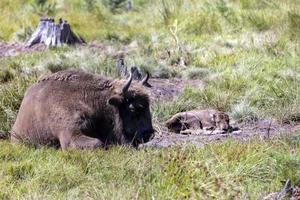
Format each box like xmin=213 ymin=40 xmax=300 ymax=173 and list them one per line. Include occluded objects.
xmin=11 ymin=69 xmax=155 ymax=149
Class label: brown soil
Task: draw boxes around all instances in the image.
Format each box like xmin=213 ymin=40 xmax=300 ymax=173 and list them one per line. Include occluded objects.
xmin=141 ymin=119 xmax=299 ymax=148
xmin=0 ymin=42 xmax=47 ymax=57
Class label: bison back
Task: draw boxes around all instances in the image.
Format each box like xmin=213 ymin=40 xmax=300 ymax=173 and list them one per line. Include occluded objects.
xmin=11 ymin=70 xmax=113 ymax=147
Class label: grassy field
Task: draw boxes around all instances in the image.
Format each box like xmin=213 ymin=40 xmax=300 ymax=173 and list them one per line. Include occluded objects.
xmin=0 ymin=0 xmax=300 ymax=199
xmin=0 ymin=136 xmax=300 ymax=199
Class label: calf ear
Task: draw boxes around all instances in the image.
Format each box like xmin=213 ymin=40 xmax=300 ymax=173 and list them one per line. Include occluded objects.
xmin=108 ymin=95 xmax=123 ymax=107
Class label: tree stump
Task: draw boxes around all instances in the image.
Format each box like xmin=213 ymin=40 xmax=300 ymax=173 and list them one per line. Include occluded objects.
xmin=26 ymin=17 xmax=85 ymax=47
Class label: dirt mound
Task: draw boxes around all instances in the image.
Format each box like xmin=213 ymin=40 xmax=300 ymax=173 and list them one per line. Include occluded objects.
xmin=0 ymin=42 xmax=47 ymax=57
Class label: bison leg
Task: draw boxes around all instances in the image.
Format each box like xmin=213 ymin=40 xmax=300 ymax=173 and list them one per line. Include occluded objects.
xmin=60 ymin=134 xmax=103 ymax=150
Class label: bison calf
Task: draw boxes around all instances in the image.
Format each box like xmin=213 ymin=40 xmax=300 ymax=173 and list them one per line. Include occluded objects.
xmin=165 ymin=109 xmax=230 ymax=134
xmin=11 ymin=69 xmax=155 ymax=149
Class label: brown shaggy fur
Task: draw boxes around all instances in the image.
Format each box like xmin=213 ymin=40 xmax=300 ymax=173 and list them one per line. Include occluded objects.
xmin=11 ymin=69 xmax=154 ymax=149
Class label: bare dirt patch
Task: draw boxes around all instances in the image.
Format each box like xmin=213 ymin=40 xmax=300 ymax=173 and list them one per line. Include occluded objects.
xmin=0 ymin=42 xmax=47 ymax=57
xmin=141 ymin=119 xmax=299 ymax=148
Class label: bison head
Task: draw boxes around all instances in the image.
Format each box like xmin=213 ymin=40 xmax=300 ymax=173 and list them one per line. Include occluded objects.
xmin=108 ymin=73 xmax=154 ymax=146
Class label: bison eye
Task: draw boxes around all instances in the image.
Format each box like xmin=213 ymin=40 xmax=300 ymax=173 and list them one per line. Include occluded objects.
xmin=136 ymin=104 xmax=144 ymax=109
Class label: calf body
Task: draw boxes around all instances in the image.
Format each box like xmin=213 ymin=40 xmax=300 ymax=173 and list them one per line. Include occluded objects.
xmin=165 ymin=109 xmax=230 ymax=134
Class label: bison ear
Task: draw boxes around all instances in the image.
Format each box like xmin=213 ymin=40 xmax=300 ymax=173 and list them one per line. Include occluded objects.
xmin=108 ymin=95 xmax=123 ymax=107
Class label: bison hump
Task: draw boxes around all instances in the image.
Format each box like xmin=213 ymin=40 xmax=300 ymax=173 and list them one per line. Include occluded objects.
xmin=37 ymin=69 xmax=113 ymax=89
xmin=38 ymin=70 xmax=86 ymax=82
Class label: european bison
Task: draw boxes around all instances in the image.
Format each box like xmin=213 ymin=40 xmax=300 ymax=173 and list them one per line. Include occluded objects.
xmin=11 ymin=69 xmax=155 ymax=149
xmin=165 ymin=109 xmax=230 ymax=134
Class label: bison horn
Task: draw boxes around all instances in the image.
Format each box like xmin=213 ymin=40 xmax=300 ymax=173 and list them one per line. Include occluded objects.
xmin=122 ymin=71 xmax=133 ymax=93
xmin=140 ymin=72 xmax=152 ymax=88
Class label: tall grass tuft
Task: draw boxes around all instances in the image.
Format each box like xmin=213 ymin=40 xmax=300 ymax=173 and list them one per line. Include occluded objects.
xmin=30 ymin=0 xmax=57 ymax=16
xmin=160 ymin=0 xmax=184 ymax=26
xmin=287 ymin=10 xmax=300 ymax=40
xmin=0 ymin=76 xmax=37 ymax=135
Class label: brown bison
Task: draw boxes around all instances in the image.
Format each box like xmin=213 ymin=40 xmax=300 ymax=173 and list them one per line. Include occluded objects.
xmin=11 ymin=69 xmax=155 ymax=149
xmin=165 ymin=109 xmax=230 ymax=134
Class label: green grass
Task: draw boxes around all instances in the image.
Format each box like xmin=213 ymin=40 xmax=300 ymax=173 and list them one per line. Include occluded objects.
xmin=0 ymin=134 xmax=300 ymax=199
xmin=0 ymin=0 xmax=300 ymax=198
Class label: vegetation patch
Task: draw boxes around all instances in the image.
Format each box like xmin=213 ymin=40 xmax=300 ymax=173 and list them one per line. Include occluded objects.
xmin=0 ymin=0 xmax=300 ymax=198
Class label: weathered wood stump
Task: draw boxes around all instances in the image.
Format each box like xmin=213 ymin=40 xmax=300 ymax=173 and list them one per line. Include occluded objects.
xmin=26 ymin=17 xmax=85 ymax=47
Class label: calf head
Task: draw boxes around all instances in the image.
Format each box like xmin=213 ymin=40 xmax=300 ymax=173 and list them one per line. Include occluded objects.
xmin=211 ymin=112 xmax=230 ymax=131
